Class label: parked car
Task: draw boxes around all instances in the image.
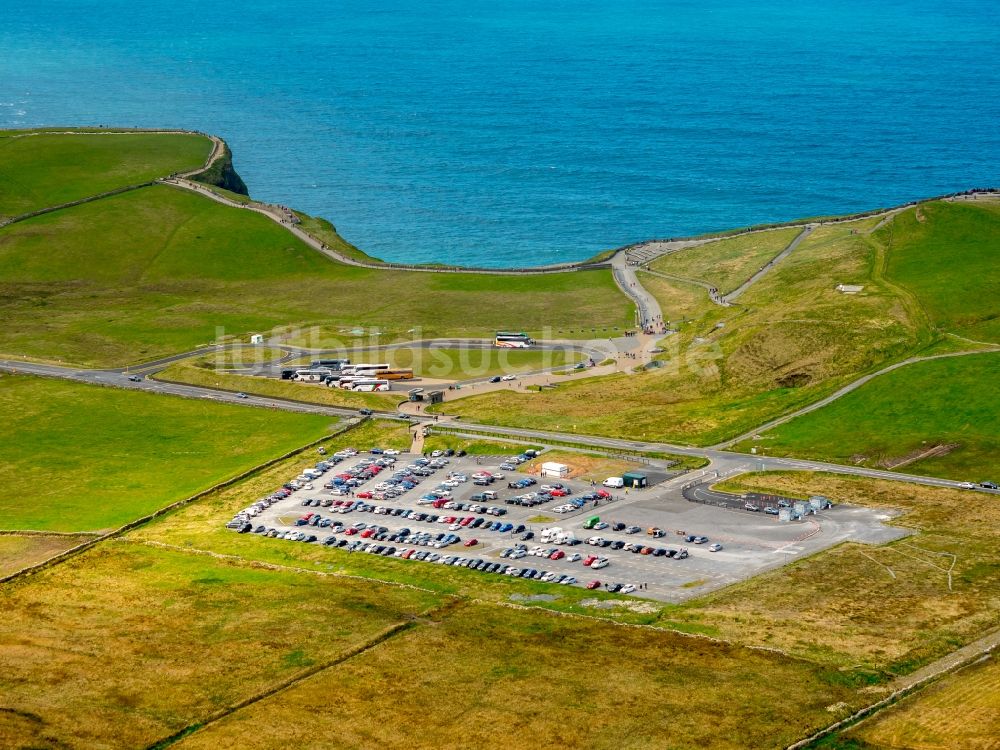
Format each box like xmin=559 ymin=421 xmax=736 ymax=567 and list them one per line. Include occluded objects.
xmin=586 ymin=580 xmax=601 ymax=590
xmin=708 ymin=543 xmax=723 ymax=552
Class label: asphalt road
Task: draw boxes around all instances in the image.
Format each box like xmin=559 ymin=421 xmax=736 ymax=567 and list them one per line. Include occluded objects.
xmin=5 ymin=357 xmax=996 ymax=498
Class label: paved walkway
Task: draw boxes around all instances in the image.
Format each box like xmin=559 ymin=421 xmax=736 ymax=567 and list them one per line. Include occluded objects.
xmin=610 ymin=249 xmax=664 ymax=330
xmin=721 ymin=225 xmax=815 ymax=304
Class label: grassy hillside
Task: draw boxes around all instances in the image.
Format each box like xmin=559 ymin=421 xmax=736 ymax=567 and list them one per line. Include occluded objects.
xmin=884 ymin=200 xmax=1000 ymax=343
xmin=0 ymin=374 xmax=336 ymax=532
xmin=735 ymin=353 xmax=999 ymax=480
xmin=0 ymin=131 xmax=211 ymax=218
xmin=650 ymin=226 xmax=802 ymax=293
xmin=0 ymin=185 xmax=631 ymax=366
xmin=441 ymin=218 xmax=927 ymax=445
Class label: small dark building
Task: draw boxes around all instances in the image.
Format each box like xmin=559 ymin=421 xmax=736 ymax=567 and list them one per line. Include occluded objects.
xmin=622 ymin=471 xmax=648 ymax=488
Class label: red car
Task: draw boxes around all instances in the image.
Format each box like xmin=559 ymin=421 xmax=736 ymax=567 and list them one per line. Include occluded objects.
xmin=582 ymin=555 xmax=597 ymax=567
xmin=356 ymin=491 xmax=373 ymax=499
xmin=550 ymin=488 xmax=568 ymax=497
xmin=464 ymin=538 xmax=478 ymax=547
xmin=344 ymin=528 xmax=359 ymax=536
xmin=549 ymin=549 xmax=565 ymax=560
xmin=401 ymin=549 xmax=415 ymax=559
xmin=596 ymin=489 xmax=611 ymax=499
xmin=459 ymin=516 xmax=474 ymax=527
xmin=360 ymin=529 xmax=375 ymax=538
xmin=442 ymin=516 xmax=457 ymax=524
xmin=586 ymin=580 xmax=601 ymax=590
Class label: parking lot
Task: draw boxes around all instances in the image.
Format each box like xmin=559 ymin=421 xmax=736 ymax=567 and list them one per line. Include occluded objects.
xmin=227 ymin=448 xmax=910 ymax=602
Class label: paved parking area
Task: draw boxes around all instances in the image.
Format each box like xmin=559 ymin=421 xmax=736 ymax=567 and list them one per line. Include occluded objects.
xmin=238 ymin=450 xmax=909 ymax=603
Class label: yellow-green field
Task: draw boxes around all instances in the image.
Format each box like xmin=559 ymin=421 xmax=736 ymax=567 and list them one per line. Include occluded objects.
xmin=673 ymin=473 xmax=1000 ymax=673
xmin=0 ymin=543 xmax=442 ymax=748
xmin=841 ymin=654 xmax=1000 ymax=750
xmin=172 ymin=601 xmax=862 ymax=750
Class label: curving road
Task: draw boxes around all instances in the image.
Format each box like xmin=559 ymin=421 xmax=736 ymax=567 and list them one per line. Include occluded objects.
xmin=4 ymin=358 xmax=997 ymax=499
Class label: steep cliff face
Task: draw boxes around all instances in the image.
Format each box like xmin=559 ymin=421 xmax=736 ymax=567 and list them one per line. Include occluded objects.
xmin=192 ymin=141 xmax=249 ymax=195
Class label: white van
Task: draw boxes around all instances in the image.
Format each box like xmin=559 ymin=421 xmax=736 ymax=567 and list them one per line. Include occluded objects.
xmin=603 ymin=477 xmax=624 ymax=489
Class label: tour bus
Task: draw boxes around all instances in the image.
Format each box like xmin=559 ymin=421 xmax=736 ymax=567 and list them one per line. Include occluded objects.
xmin=310 ymin=358 xmax=350 ymax=369
xmin=381 ymin=368 xmax=414 ymax=380
xmin=351 ymin=379 xmax=390 ymax=393
xmin=494 ymin=331 xmax=534 ymax=348
xmin=334 ymin=376 xmax=366 ymax=389
xmin=294 ymin=368 xmax=333 ymax=382
xmin=341 ymin=363 xmax=390 ymax=376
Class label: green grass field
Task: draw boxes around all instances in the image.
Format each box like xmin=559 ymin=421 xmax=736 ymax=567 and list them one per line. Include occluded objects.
xmin=0 ymin=131 xmax=211 ymax=218
xmin=651 ymin=226 xmax=802 ymax=293
xmin=884 ymin=200 xmax=1000 ymax=343
xmin=0 ymin=542 xmax=441 ymax=748
xmin=0 ymin=185 xmax=631 ymax=366
xmin=736 ymin=353 xmax=1000 ymax=480
xmin=173 ymin=601 xmax=863 ymax=750
xmin=0 ymin=375 xmax=337 ymax=532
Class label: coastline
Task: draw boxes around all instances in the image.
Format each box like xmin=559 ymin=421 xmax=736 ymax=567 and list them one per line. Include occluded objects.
xmin=3 ymin=126 xmax=997 ymax=274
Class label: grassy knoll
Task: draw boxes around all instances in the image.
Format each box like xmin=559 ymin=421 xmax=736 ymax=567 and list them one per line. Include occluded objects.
xmin=0 ymin=375 xmax=337 ymax=532
xmin=0 ymin=131 xmax=211 ymax=218
xmin=674 ymin=472 xmax=1000 ymax=673
xmin=184 ymin=347 xmax=288 ymax=368
xmin=884 ymin=200 xmax=1000 ymax=343
xmin=0 ymin=185 xmax=631 ymax=366
xmin=637 ymin=272 xmax=720 ymax=324
xmin=835 ymin=653 xmax=1000 ymax=750
xmin=523 ymin=450 xmax=639 ymax=482
xmin=0 ymin=533 xmax=94 ymax=577
xmin=651 ymin=226 xmax=801 ymax=293
xmin=439 ymin=218 xmax=927 ymax=445
xmin=0 ymin=542 xmax=441 ymax=748
xmin=156 ymin=362 xmax=399 ymax=409
xmin=288 ymin=345 xmax=586 ymax=379
xmin=736 ymin=353 xmax=1000 ymax=480
xmin=174 ymin=600 xmax=863 ymax=750
xmin=419 ymin=433 xmax=543 ymax=456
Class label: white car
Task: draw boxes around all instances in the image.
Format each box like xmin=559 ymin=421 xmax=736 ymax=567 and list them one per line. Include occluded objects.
xmin=384 ymin=449 xmax=400 ymax=456
xmin=431 ymin=450 xmax=444 ymax=457
xmin=302 ymin=484 xmax=314 ymax=491
xmin=958 ymin=482 xmax=976 ymax=489
xmin=620 ymin=584 xmax=636 ymax=594
xmin=590 ymin=558 xmax=610 ymax=570
xmin=568 ymin=553 xmax=582 ymax=562
xmin=491 ymin=473 xmax=505 ymax=480
xmin=500 ymin=374 xmax=517 ymax=381
xmin=708 ymin=543 xmax=723 ymax=552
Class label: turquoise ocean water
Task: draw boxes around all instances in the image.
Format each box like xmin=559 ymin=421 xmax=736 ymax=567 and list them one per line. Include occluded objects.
xmin=2 ymin=0 xmax=998 ymax=266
